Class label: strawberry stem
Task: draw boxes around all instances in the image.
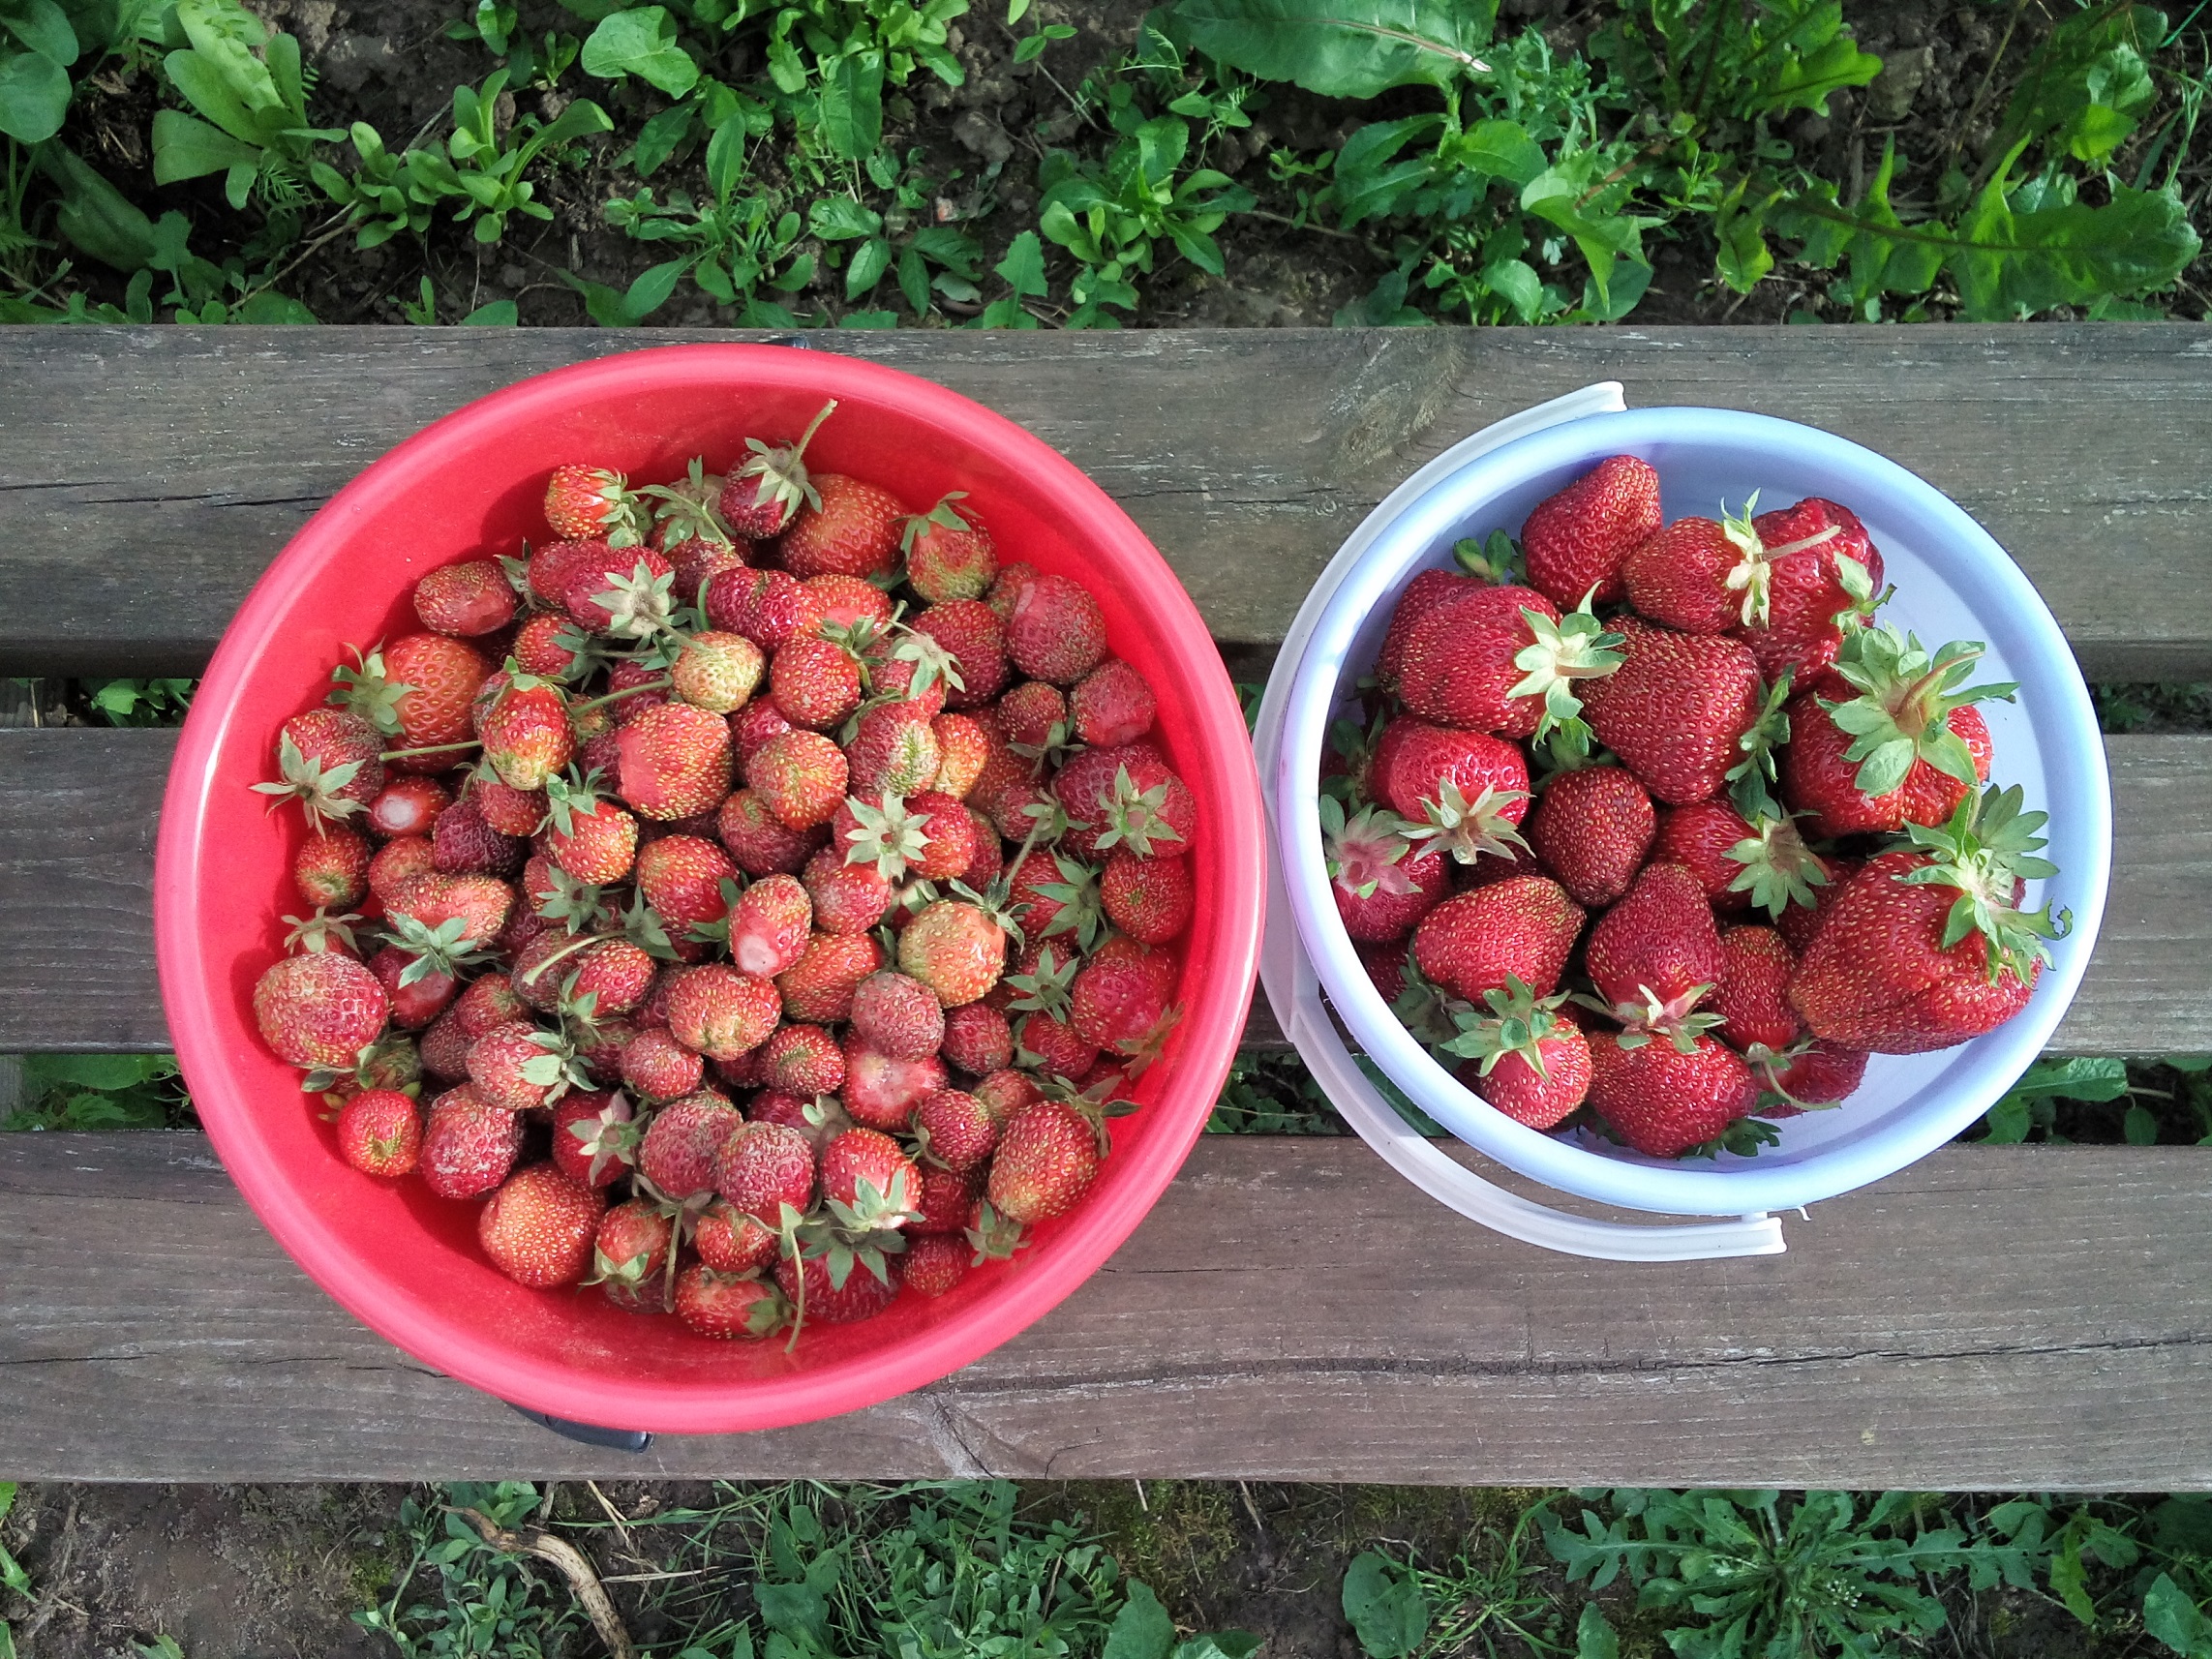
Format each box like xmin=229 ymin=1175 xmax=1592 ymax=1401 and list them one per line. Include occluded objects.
xmin=379 ymin=739 xmax=481 ymax=761
xmin=571 ymin=676 xmax=674 ymax=714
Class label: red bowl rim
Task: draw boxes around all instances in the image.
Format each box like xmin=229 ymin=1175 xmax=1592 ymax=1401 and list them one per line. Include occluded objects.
xmin=154 ymin=342 xmax=1266 ymax=1433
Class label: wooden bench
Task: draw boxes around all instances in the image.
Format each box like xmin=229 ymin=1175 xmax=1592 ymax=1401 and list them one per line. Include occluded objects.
xmin=4 ymin=324 xmax=2210 ymax=1485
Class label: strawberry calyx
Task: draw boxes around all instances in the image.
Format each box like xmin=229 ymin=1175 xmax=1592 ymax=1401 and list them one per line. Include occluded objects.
xmin=300 ymin=1031 xmax=419 ymax=1099
xmin=948 ymin=875 xmax=1029 ymax=950
xmin=1115 ymin=1002 xmax=1183 ymax=1076
xmin=682 ymin=876 xmax=746 ymax=950
xmin=253 ymin=731 xmax=370 ymax=832
xmin=965 ymin=1198 xmax=1027 ymax=1264
xmin=1439 ymin=974 xmax=1571 ymax=1078
xmin=536 ymin=865 xmax=611 ymax=935
xmin=540 ymin=766 xmax=609 ymax=839
xmin=518 ymin=1025 xmax=593 ymax=1103
xmin=843 ymin=792 xmax=933 ymax=881
xmin=1684 ymin=1116 xmax=1783 ymax=1160
xmin=1322 ymin=708 xmax=1388 ymax=806
xmin=898 ymin=491 xmax=974 ymax=558
xmin=882 ymin=621 xmax=966 ymax=702
xmin=591 ymin=559 xmax=685 ymax=645
xmin=1822 ymin=625 xmax=2018 ymax=796
xmin=1723 ymin=811 xmax=1830 ymax=920
xmin=1005 ymin=943 xmax=1079 ymax=1019
xmin=383 ymin=914 xmax=495 ymax=984
xmin=825 ymin=1165 xmax=923 ymax=1236
xmin=1893 ymin=782 xmax=2070 ymax=984
xmin=1024 ymin=851 xmax=1106 ymax=950
xmin=617 ymin=889 xmax=680 ymax=959
xmin=327 ymin=644 xmax=412 ymax=737
xmin=282 ymin=906 xmax=363 ymax=955
xmin=641 ymin=457 xmax=734 ymax=548
xmin=1389 ymin=957 xmax=1458 ymax=1046
xmin=1577 ymin=982 xmax=1723 ymax=1054
xmin=1743 ymin=1039 xmax=1852 ymax=1114
xmin=1402 ymin=776 xmax=1530 ymax=866
xmin=563 ymin=1091 xmax=641 ymax=1185
xmin=1453 ymin=528 xmax=1525 ymax=585
xmin=1715 ymin=493 xmax=1777 ymax=628
xmin=1087 ymin=765 xmax=1184 ymax=858
xmin=1724 ymin=671 xmax=1794 ymax=821
xmin=1032 ymin=1071 xmax=1140 ymax=1153
xmin=733 ymin=399 xmax=836 ymax=529
xmin=1319 ymin=795 xmax=1421 ymax=900
xmin=1507 ymin=596 xmax=1624 ymax=761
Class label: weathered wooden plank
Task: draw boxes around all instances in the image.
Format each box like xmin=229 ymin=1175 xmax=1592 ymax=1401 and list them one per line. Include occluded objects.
xmin=5 ymin=1131 xmax=2212 ymax=1486
xmin=2 ymin=326 xmax=2208 ymax=679
xmin=4 ymin=727 xmax=2201 ymax=1055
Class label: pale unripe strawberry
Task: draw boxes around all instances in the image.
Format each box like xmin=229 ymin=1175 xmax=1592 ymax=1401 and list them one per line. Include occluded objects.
xmin=931 ymin=713 xmax=990 ymax=798
xmin=666 ymin=966 xmax=781 ymax=1060
xmin=749 ymin=730 xmax=848 ymax=830
xmin=418 ymin=1085 xmax=523 ymax=1199
xmin=846 ymin=702 xmax=941 ymax=799
xmin=255 ymin=951 xmax=388 ymax=1069
xmin=639 ymin=1090 xmax=743 ymax=1196
xmin=336 ymin=1089 xmax=422 ymax=1177
xmin=672 ymin=630 xmax=766 ymax=714
xmin=480 ymin=1163 xmax=604 ymax=1288
xmin=728 ymin=872 xmax=813 ymax=976
xmin=413 ymin=558 xmax=518 ymax=637
xmin=544 ymin=463 xmax=642 ymax=542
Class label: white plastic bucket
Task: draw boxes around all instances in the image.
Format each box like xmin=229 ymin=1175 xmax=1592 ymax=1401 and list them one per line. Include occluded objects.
xmin=1255 ymin=386 xmax=2112 ymax=1259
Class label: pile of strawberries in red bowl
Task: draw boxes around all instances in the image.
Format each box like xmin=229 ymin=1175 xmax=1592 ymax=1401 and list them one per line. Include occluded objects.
xmin=1329 ymin=452 xmax=2072 ymax=1163
xmin=155 ymin=346 xmax=1262 ymax=1434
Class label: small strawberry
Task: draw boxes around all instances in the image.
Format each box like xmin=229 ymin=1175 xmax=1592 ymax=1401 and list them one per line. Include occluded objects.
xmin=1069 ymin=659 xmax=1157 ymax=748
xmin=550 ymin=1090 xmax=639 ymax=1187
xmin=844 ymin=701 xmax=941 ymax=799
xmin=911 ymin=1163 xmax=980 ymax=1235
xmin=370 ymin=944 xmax=458 ymax=1030
xmin=843 ymin=1040 xmax=950 ymax=1130
xmin=1055 ymin=745 xmax=1196 ymax=860
xmin=693 ymin=1197 xmax=778 ymax=1276
xmin=1580 ymin=619 xmax=1769 ymax=807
xmin=620 ymin=1027 xmax=705 ymax=1101
xmin=1751 ymin=1039 xmax=1869 ymax=1117
xmin=413 ymin=558 xmax=518 ymax=637
xmin=479 ymin=1162 xmax=604 ymax=1288
xmin=1377 ymin=564 xmax=1481 ymax=686
xmin=544 ymin=463 xmax=644 ymax=543
xmin=1587 ymin=1029 xmax=1761 ymax=1158
xmin=367 ymin=775 xmax=450 ymax=839
xmin=1004 ymin=574 xmax=1106 ymax=686
xmin=1520 ymin=453 xmax=1661 ymax=607
xmin=897 ymin=899 xmax=1007 ymax=1007
xmin=996 ymin=680 xmax=1068 ymax=752
xmin=586 ymin=1196 xmax=677 ymax=1312
xmin=718 ymin=789 xmax=828 ymax=876
xmin=850 ymin=970 xmax=948 ymax=1060
xmin=635 ymin=832 xmax=738 ymax=940
xmin=775 ymin=1247 xmax=901 ymax=1325
xmin=254 ymin=950 xmax=388 ymax=1069
xmin=453 ymin=971 xmax=528 ymax=1037
xmin=731 ymin=697 xmax=797 ymax=779
xmin=1015 ymin=1007 xmax=1099 ymax=1081
xmin=972 ymin=1068 xmax=1045 ymax=1124
xmin=1441 ymin=977 xmax=1591 ymax=1131
xmin=806 ymin=572 xmax=896 ymax=633
xmin=379 ymin=635 xmax=494 ymax=772
xmin=707 ymin=565 xmax=823 ymax=649
xmin=1620 ymin=498 xmax=1773 ymax=635
xmin=541 ymin=770 xmax=638 ymax=884
xmin=902 ymin=493 xmax=999 ymax=601
xmin=803 ymin=843 xmax=895 ymax=934
xmin=941 ymin=1003 xmax=1015 ymax=1075
xmin=418 ymin=1085 xmax=524 ymax=1199
xmin=1711 ymin=925 xmax=1802 ymax=1054
xmin=1789 ymin=785 xmax=2066 ymax=1054
xmin=666 ymin=966 xmax=781 ymax=1060
xmin=715 ymin=1118 xmax=818 ymax=1221
xmin=761 ymin=1021 xmax=846 ymax=1097
xmin=294 ymin=825 xmax=372 ymax=910
xmin=1651 ymin=799 xmax=1761 ymax=913
xmin=913 ymin=1088 xmax=997 ymax=1171
xmin=637 ymin=1089 xmax=743 ymax=1197
xmin=914 ymin=600 xmax=1011 ymax=709
xmin=474 ymin=670 xmax=574 ymax=792
xmin=719 ymin=401 xmax=836 ymax=536
xmin=1733 ymin=498 xmax=1887 ymax=681
xmin=418 ymin=1010 xmax=472 ymax=1079
xmin=1584 ymin=861 xmax=1725 ymax=1030
xmin=728 ymin=872 xmax=814 ymax=976
xmin=430 ymin=797 xmax=526 ymax=878
xmin=1524 ymin=766 xmax=1653 ymax=909
xmin=1069 ymin=946 xmax=1174 ymax=1057
xmin=617 ymin=701 xmax=734 ymax=821
xmin=513 ymin=612 xmax=586 ymax=679
xmin=1101 ymin=846 xmax=1195 ymax=946
xmin=470 ymin=778 xmax=545 ymax=839
xmin=771 ymin=634 xmax=864 ymax=732
xmin=781 ymin=472 xmax=906 ymax=580
xmin=254 ymin=709 xmax=385 ymax=830
xmin=777 ymin=930 xmax=884 ymax=1023
xmin=678 ymin=1264 xmax=792 ymax=1338
xmin=1322 ymin=797 xmax=1448 ymax=943
xmin=750 ymin=730 xmax=849 ymax=830
xmin=466 ymin=1019 xmax=565 ymax=1112
xmin=901 ymin=1234 xmax=972 ymax=1297
xmin=931 ymin=712 xmax=991 ymax=799
xmin=368 ymin=836 xmax=437 ymax=906
xmin=336 ymin=1088 xmax=422 ymax=1177
xmin=671 ymin=630 xmax=767 ymax=715
xmin=820 ymin=1127 xmax=923 ymax=1224
xmin=1411 ymin=876 xmax=1584 ymax=1004
xmin=527 ymin=537 xmax=608 ymax=607
xmin=987 ymin=1100 xmax=1102 ymax=1223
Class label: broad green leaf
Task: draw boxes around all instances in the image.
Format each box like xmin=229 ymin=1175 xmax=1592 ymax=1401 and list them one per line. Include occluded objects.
xmin=817 ymin=46 xmax=883 ymax=160
xmin=995 ymin=228 xmax=1046 ymax=298
xmin=176 ymin=0 xmax=280 ymax=112
xmin=1761 ymin=26 xmax=1881 ymax=116
xmin=151 ymin=106 xmax=262 ymax=182
xmin=704 ymin=112 xmax=744 ymax=199
xmin=631 ymin=100 xmax=693 ymax=175
xmin=0 ymin=0 xmax=78 ymax=64
xmin=1170 ymin=0 xmax=1493 ymax=98
xmin=808 ymin=194 xmax=882 ymax=239
xmin=462 ymin=299 xmax=519 ymax=324
xmin=581 ymin=6 xmax=697 ymax=97
xmin=1103 ymin=1581 xmax=1175 ymax=1659
xmin=844 ymin=234 xmax=891 ymax=298
xmin=164 ymin=45 xmax=264 ymax=143
xmin=534 ymin=96 xmax=615 ymax=149
xmin=1172 ymin=1638 xmax=1261 ymax=1659
xmin=1455 ymin=117 xmax=1543 ymax=185
xmin=0 ymin=43 xmax=68 ymax=139
xmin=25 ymin=1052 xmax=172 ymax=1090
xmin=2144 ymin=1573 xmax=2212 ymax=1655
xmin=2125 ymin=1103 xmax=2159 ymax=1144
xmin=1955 ymin=153 xmax=2199 ymax=318
xmin=1341 ymin=1551 xmax=1428 ymax=1659
xmin=1575 ymin=1603 xmax=1619 ymax=1659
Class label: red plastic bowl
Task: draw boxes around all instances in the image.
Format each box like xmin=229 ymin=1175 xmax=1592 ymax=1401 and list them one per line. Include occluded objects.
xmin=155 ymin=344 xmax=1264 ymax=1435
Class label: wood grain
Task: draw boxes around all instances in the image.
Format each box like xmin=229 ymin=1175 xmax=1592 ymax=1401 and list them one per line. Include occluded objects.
xmin=6 ymin=1131 xmax=2212 ymax=1485
xmin=2 ymin=326 xmax=2209 ymax=678
xmin=5 ymin=727 xmax=2202 ymax=1054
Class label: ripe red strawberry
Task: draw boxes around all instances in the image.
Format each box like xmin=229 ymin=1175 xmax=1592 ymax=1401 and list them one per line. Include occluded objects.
xmin=719 ymin=402 xmax=835 ymax=536
xmin=987 ymin=1100 xmax=1101 ymax=1223
xmin=1521 ymin=453 xmax=1661 ymax=607
xmin=804 ymin=572 xmax=895 ymax=631
xmin=414 ymin=559 xmax=518 ymax=637
xmin=370 ymin=944 xmax=457 ymax=1030
xmin=903 ymin=494 xmax=999 ymax=602
xmin=618 ymin=701 xmax=733 ymax=820
xmin=760 ymin=1021 xmax=846 ymax=1097
xmin=1652 ymin=799 xmax=1759 ymax=913
xmin=544 ymin=463 xmax=643 ymax=543
xmin=1101 ymin=848 xmax=1194 ymax=945
xmin=1778 ymin=853 xmax=1856 ymax=954
xmin=996 ymin=680 xmax=1067 ymax=751
xmin=972 ymin=1069 xmax=1044 ymax=1125
xmin=774 ymin=1249 xmax=901 ymax=1324
xmin=464 ymin=1019 xmax=559 ymax=1111
xmin=418 ymin=1085 xmax=523 ymax=1198
xmin=452 ymin=971 xmax=527 ymax=1037
xmin=1710 ymin=925 xmax=1802 ymax=1054
xmin=1015 ymin=1009 xmax=1099 ymax=1080
xmin=671 ymin=630 xmax=766 ymax=715
xmin=677 ymin=1264 xmax=791 ymax=1338
xmin=474 ymin=673 xmax=573 ymax=792
xmin=1369 ymin=721 xmax=1531 ymax=867
xmin=418 ymin=1010 xmax=471 ymax=1079
xmin=513 ymin=611 xmax=583 ymax=679
xmin=632 ymin=834 xmax=736 ymax=946
xmin=1324 ymin=799 xmax=1448 ymax=943
xmin=550 ymin=1090 xmax=638 ymax=1187
xmin=1003 ymin=573 xmax=1106 ymax=686
xmin=336 ymin=1088 xmax=422 ymax=1176
xmin=1070 ymin=947 xmax=1173 ymax=1056
xmin=1068 ymin=659 xmax=1157 ymax=748
xmin=255 ymin=950 xmax=388 ymax=1069
xmin=910 ymin=1162 xmax=980 ymax=1234
xmin=1054 ymin=744 xmax=1196 ymax=860
xmin=666 ymin=966 xmax=780 ymax=1060
xmin=803 ymin=844 xmax=894 ymax=934
xmin=431 ymin=797 xmax=526 ymax=878
xmin=940 ymin=1003 xmax=1014 ymax=1075
xmin=897 ymin=899 xmax=1006 ymax=1006
xmin=748 ymin=731 xmax=848 ymax=830
xmin=1357 ymin=937 xmax=1410 ymax=1003
xmin=1752 ymin=1039 xmax=1870 ymax=1117
xmin=1789 ymin=787 xmax=2062 ymax=1053
xmin=380 ymin=634 xmax=492 ymax=772
xmin=1585 ymin=861 xmax=1725 ymax=1028
xmin=1580 ymin=619 xmax=1766 ymax=806
xmin=715 ymin=1118 xmax=818 ymax=1221
xmin=526 ymin=537 xmax=605 ymax=606
xmin=468 ymin=778 xmax=543 ymax=839
xmin=1525 ymin=766 xmax=1653 ymax=908
xmin=730 ymin=697 xmax=796 ymax=778
xmin=899 ymin=790 xmax=974 ymax=882
xmin=707 ymin=565 xmax=822 ymax=649
xmin=1377 ymin=566 xmax=1480 ymax=685
xmin=387 ymin=871 xmax=516 ymax=949
xmin=1397 ymin=585 xmax=1561 ymax=739
xmin=901 ymin=1233 xmax=972 ymax=1297
xmin=1779 ymin=626 xmax=2005 ymax=838
xmin=850 ymin=971 xmax=947 ymax=1060
xmin=845 ymin=702 xmax=940 ymax=799
xmin=538 ymin=774 xmax=635 ymax=885
xmin=770 ymin=634 xmax=864 ymax=731
xmin=781 ymin=472 xmax=905 ymax=579
xmin=294 ymin=825 xmax=371 ymax=909
xmin=256 ymin=708 xmax=385 ymax=830
xmin=821 ymin=1127 xmax=922 ymax=1220
xmin=914 ymin=600 xmax=1011 ymax=709
xmin=587 ymin=1197 xmax=676 ymax=1312
xmin=619 ymin=1026 xmax=704 ymax=1101
xmin=843 ymin=1041 xmax=949 ymax=1130
xmin=368 ymin=836 xmax=437 ymax=906
xmin=479 ymin=1162 xmax=604 ymax=1288
xmin=717 ymin=789 xmax=827 ymax=875
xmin=1587 ymin=1030 xmax=1760 ymax=1157
xmin=914 ymin=1088 xmax=997 ymax=1171
xmin=729 ymin=872 xmax=813 ymax=976
xmin=1411 ymin=876 xmax=1583 ymax=1004
xmin=1733 ymin=498 xmax=1887 ymax=681
xmin=559 ymin=545 xmax=676 ymax=637
xmin=367 ymin=775 xmax=449 ymax=839
xmin=693 ymin=1197 xmax=778 ymax=1275
xmin=1442 ymin=979 xmax=1590 ymax=1131
xmin=1620 ymin=501 xmax=1776 ymax=636
xmin=777 ymin=930 xmax=884 ymax=1022
xmin=636 ymin=1089 xmax=742 ymax=1197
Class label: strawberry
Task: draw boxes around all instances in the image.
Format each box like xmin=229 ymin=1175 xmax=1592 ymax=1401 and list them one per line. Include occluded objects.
xmin=781 ymin=473 xmax=905 ymax=580
xmin=731 ymin=697 xmax=796 ymax=779
xmin=706 ymin=565 xmax=822 ymax=649
xmin=538 ymin=771 xmax=635 ymax=885
xmin=760 ymin=1021 xmax=846 ymax=1097
xmin=771 ymin=633 xmax=864 ymax=731
xmin=728 ymin=872 xmax=813 ymax=976
xmin=1411 ymin=876 xmax=1584 ymax=1004
xmin=387 ymin=871 xmax=515 ymax=949
xmin=903 ymin=494 xmax=998 ymax=601
xmin=1585 ymin=861 xmax=1724 ymax=1028
xmin=914 ymin=600 xmax=1011 ymax=709
xmin=1788 ymin=786 xmax=2064 ymax=1054
xmin=588 ymin=1197 xmax=676 ymax=1312
xmin=414 ymin=559 xmax=518 ymax=637
xmin=1441 ymin=978 xmax=1590 ymax=1130
xmin=777 ymin=930 xmax=884 ymax=1023
xmin=1779 ymin=626 xmax=2008 ymax=839
xmin=380 ymin=635 xmax=493 ymax=772
xmin=972 ymin=1069 xmax=1044 ymax=1124
xmin=1397 ymin=585 xmax=1560 ymax=739
xmin=1580 ymin=619 xmax=1768 ymax=806
xmin=774 ymin=1249 xmax=901 ymax=1324
xmin=475 ymin=671 xmax=574 ymax=792
xmin=370 ymin=944 xmax=457 ymax=1030
xmin=1101 ymin=846 xmax=1194 ymax=946
xmin=1651 ymin=799 xmax=1760 ymax=913
xmin=1357 ymin=937 xmax=1411 ymax=1004
xmin=544 ymin=464 xmax=644 ymax=543
xmin=715 ymin=1119 xmax=818 ymax=1221
xmin=638 ymin=1089 xmax=743 ymax=1197
xmin=1587 ymin=1030 xmax=1760 ymax=1158
xmin=820 ymin=1127 xmax=922 ymax=1223
xmin=1003 ymin=572 xmax=1106 ymax=686
xmin=634 ymin=832 xmax=737 ymax=943
xmin=336 ymin=1088 xmax=422 ymax=1177
xmin=561 ymin=546 xmax=676 ymax=638
xmin=619 ymin=1026 xmax=705 ymax=1101
xmin=1521 ymin=454 xmax=1661 ymax=607
xmin=1377 ymin=565 xmax=1480 ymax=685
xmin=987 ymin=1100 xmax=1101 ymax=1223
xmin=661 ymin=531 xmax=749 ymax=611
xmin=911 ymin=1163 xmax=980 ymax=1235
xmin=914 ymin=1088 xmax=997 ymax=1171
xmin=803 ymin=844 xmax=894 ymax=934
xmin=1322 ymin=798 xmax=1448 ymax=943
xmin=1015 ymin=1009 xmax=1099 ymax=1081
xmin=843 ymin=1041 xmax=949 ymax=1130
xmin=470 ymin=778 xmax=546 ymax=838
xmin=1055 ymin=745 xmax=1196 ymax=860
xmin=294 ymin=825 xmax=372 ymax=910
xmin=666 ymin=966 xmax=780 ymax=1060
xmin=254 ymin=950 xmax=388 ymax=1069
xmin=693 ymin=1197 xmax=778 ymax=1276
xmin=1711 ymin=925 xmax=1802 ymax=1054
xmin=1069 ymin=659 xmax=1157 ymax=748
xmin=510 ymin=612 xmax=581 ymax=681
xmin=941 ymin=1003 xmax=1015 ymax=1075
xmin=901 ymin=1234 xmax=972 ymax=1297
xmin=1778 ymin=853 xmax=1857 ymax=954
xmin=1524 ymin=766 xmax=1653 ymax=908
xmin=677 ymin=1264 xmax=791 ymax=1338
xmin=366 ymin=776 xmax=449 ymax=839
xmin=720 ymin=401 xmax=836 ymax=538
xmin=431 ymin=797 xmax=526 ymax=878
xmin=418 ymin=1010 xmax=472 ymax=1079
xmin=367 ymin=838 xmax=437 ymax=907
xmin=845 ymin=702 xmax=940 ymax=799
xmin=996 ymin=680 xmax=1067 ymax=751
xmin=1369 ymin=721 xmax=1531 ymax=868
xmin=466 ymin=1019 xmax=563 ymax=1112
xmin=1620 ymin=499 xmax=1775 ymax=635
xmin=1070 ymin=947 xmax=1173 ymax=1056
xmin=897 ymin=899 xmax=1006 ymax=1006
xmin=717 ymin=789 xmax=827 ymax=876
xmin=1752 ymin=1040 xmax=1869 ymax=1117
xmin=418 ymin=1085 xmax=524 ymax=1199
xmin=850 ymin=970 xmax=947 ymax=1060
xmin=931 ymin=713 xmax=991 ymax=799
xmin=804 ymin=572 xmax=894 ymax=632
xmin=255 ymin=709 xmax=385 ymax=830
xmin=526 ymin=538 xmax=607 ymax=607
xmin=550 ymin=1090 xmax=638 ymax=1187
xmin=617 ymin=701 xmax=734 ymax=820
xmin=672 ymin=631 xmax=767 ymax=715
xmin=746 ymin=731 xmax=847 ymax=830
xmin=985 ymin=560 xmax=1040 ymax=620
xmin=1733 ymin=498 xmax=1887 ymax=681
xmin=479 ymin=1163 xmax=604 ymax=1288
xmin=453 ymin=971 xmax=528 ymax=1037
xmin=902 ymin=790 xmax=977 ymax=882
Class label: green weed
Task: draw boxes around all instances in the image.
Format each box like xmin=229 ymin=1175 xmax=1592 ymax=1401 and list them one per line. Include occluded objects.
xmin=2 ymin=1052 xmax=190 ymax=1131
